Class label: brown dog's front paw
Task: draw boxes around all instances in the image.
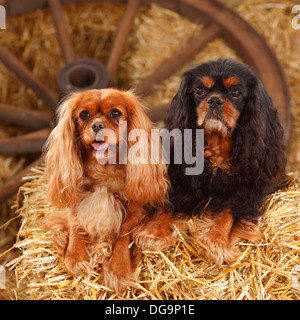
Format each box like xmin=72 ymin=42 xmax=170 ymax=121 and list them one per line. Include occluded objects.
xmin=134 ymin=226 xmax=176 ymax=251
xmin=133 ymin=212 xmax=183 ymax=251
xmin=63 ymin=250 xmax=92 ymax=276
xmin=103 ymin=263 xmax=136 ymax=293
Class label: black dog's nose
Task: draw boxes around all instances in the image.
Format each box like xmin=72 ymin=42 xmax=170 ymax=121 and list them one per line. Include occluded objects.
xmin=207 ymin=96 xmax=224 ymax=108
xmin=91 ymin=121 xmax=106 ymax=133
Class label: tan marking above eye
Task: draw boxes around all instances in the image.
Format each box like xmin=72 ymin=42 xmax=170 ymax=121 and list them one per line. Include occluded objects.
xmin=223 ymin=76 xmax=238 ymax=87
xmin=201 ymin=77 xmax=215 ymax=89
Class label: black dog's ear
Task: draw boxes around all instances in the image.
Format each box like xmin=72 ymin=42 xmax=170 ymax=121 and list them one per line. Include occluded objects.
xmin=232 ymin=79 xmax=286 ymax=183
xmin=165 ymin=78 xmax=195 ymax=131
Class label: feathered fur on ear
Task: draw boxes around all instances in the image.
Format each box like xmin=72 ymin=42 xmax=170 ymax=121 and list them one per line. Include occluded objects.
xmin=165 ymin=78 xmax=195 ymax=131
xmin=231 ymin=79 xmax=286 ymax=184
xmin=44 ymin=93 xmax=84 ymax=208
xmin=123 ymin=91 xmax=169 ymax=207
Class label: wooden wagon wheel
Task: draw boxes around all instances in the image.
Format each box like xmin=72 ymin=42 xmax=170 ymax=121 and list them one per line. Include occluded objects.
xmin=0 ymin=0 xmax=290 ymax=204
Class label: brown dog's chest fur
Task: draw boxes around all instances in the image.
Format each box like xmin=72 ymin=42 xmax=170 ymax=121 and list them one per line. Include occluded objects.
xmin=204 ymin=133 xmax=232 ymax=174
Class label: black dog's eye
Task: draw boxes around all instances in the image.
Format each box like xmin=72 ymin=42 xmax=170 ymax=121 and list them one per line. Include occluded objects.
xmin=195 ymin=86 xmax=206 ymax=97
xmin=109 ymin=109 xmax=122 ymax=119
xmin=79 ymin=110 xmax=91 ymax=121
xmin=230 ymin=88 xmax=242 ymax=99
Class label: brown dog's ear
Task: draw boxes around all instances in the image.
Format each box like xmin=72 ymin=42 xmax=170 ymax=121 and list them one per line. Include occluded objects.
xmin=122 ymin=91 xmax=169 ymax=207
xmin=44 ymin=93 xmax=84 ymax=208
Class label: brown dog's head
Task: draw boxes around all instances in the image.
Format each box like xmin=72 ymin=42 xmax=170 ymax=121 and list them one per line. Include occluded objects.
xmin=45 ymin=89 xmax=169 ymax=208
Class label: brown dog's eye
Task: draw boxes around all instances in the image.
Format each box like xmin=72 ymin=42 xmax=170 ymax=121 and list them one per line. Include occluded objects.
xmin=231 ymin=89 xmax=242 ymax=99
xmin=195 ymin=86 xmax=206 ymax=97
xmin=109 ymin=109 xmax=122 ymax=119
xmin=79 ymin=110 xmax=91 ymax=121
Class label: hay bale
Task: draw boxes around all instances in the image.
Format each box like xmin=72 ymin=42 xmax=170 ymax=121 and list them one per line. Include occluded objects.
xmin=5 ymin=167 xmax=300 ymax=300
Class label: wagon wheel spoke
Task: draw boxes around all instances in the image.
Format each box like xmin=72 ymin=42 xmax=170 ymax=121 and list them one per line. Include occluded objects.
xmin=0 ymin=129 xmax=51 ymax=156
xmin=0 ymin=155 xmax=45 ymax=204
xmin=47 ymin=0 xmax=76 ymax=64
xmin=0 ymin=42 xmax=57 ymax=109
xmin=106 ymin=0 xmax=141 ymax=84
xmin=134 ymin=23 xmax=220 ymax=97
xmin=0 ymin=103 xmax=51 ymax=130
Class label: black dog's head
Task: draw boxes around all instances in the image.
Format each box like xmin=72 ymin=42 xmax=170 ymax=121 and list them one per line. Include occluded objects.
xmin=166 ymin=59 xmax=258 ymax=133
xmin=189 ymin=59 xmax=256 ymax=136
xmin=165 ymin=58 xmax=286 ymax=183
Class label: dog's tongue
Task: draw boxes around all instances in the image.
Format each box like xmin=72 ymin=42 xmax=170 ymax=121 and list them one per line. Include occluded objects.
xmin=92 ymin=141 xmax=109 ymax=151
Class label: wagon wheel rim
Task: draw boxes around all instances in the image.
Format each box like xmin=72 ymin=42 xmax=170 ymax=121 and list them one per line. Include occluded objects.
xmin=0 ymin=0 xmax=290 ymax=204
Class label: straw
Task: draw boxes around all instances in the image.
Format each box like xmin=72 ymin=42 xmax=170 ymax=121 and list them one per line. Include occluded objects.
xmin=4 ymin=167 xmax=299 ymax=300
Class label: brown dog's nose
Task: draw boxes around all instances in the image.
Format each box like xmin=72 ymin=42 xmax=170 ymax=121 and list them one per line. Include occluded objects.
xmin=91 ymin=121 xmax=106 ymax=133
xmin=207 ymin=96 xmax=224 ymax=108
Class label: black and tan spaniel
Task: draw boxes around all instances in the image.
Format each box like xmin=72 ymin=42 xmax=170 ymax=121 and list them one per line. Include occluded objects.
xmin=165 ymin=59 xmax=287 ymax=265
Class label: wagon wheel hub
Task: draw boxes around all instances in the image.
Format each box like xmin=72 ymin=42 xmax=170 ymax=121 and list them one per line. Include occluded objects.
xmin=58 ymin=59 xmax=109 ymax=96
